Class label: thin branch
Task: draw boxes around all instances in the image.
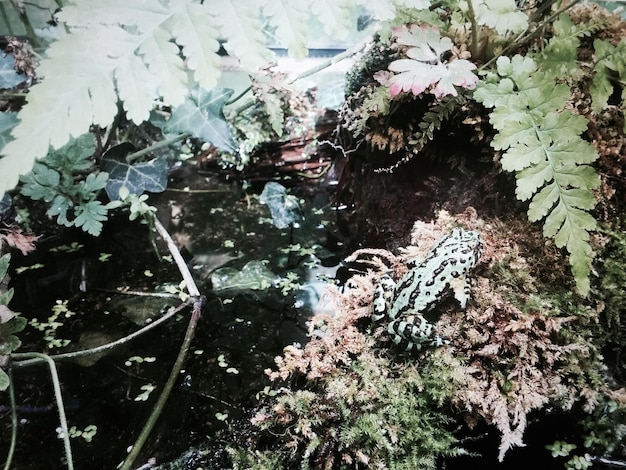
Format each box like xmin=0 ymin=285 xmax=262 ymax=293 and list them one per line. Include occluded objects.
xmin=125 ymin=133 xmax=190 ymax=164
xmin=12 ymin=299 xmax=190 ymax=368
xmin=465 ymin=0 xmax=479 ymax=60
xmin=2 ymin=371 xmax=17 ymax=470
xmin=10 ymin=352 xmax=73 ymax=470
xmin=120 ymin=215 xmax=203 ymax=469
xmin=232 ymin=38 xmax=370 ymax=115
xmin=120 ymin=296 xmax=204 ymax=470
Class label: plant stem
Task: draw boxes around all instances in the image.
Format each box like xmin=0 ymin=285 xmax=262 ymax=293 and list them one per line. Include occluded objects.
xmin=11 ymin=0 xmax=39 ymax=49
xmin=10 ymin=352 xmax=73 ymax=470
xmin=0 ymin=4 xmax=14 ymax=37
xmin=12 ymin=299 xmax=190 ymax=368
xmin=2 ymin=371 xmax=17 ymax=470
xmin=120 ymin=295 xmax=204 ymax=470
xmin=125 ymin=133 xmax=190 ymax=164
xmin=465 ymin=0 xmax=479 ymax=60
xmin=120 ymin=216 xmax=202 ymax=470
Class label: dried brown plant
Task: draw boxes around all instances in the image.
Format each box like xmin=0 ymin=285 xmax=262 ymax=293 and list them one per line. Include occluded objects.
xmin=264 ymin=210 xmax=613 ymax=463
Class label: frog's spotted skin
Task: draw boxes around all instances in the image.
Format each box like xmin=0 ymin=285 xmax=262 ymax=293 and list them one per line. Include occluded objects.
xmin=372 ymin=228 xmax=482 ymax=351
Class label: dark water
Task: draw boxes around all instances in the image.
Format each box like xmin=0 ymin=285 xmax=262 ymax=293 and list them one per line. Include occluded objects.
xmin=2 ymin=176 xmax=340 ymax=469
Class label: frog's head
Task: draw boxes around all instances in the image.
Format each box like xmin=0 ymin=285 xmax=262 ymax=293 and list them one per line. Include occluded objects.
xmin=450 ymin=227 xmax=483 ymax=265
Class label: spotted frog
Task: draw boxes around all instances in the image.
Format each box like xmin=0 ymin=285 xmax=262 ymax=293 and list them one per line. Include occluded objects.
xmin=372 ymin=228 xmax=482 ymax=351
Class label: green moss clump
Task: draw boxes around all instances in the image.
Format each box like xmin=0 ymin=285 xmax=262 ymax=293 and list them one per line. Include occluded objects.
xmin=251 ymin=349 xmax=465 ymax=469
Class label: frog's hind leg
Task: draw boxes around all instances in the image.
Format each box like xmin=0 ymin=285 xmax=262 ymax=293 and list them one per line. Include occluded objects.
xmin=388 ymin=316 xmax=448 ymax=351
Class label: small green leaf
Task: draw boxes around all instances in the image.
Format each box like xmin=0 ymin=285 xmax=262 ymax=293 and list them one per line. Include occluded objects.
xmin=0 ymin=368 xmax=9 ymax=391
xmin=0 ymin=254 xmax=9 ymax=283
xmin=20 ymin=163 xmax=61 ymax=201
xmin=73 ymin=200 xmax=108 ymax=236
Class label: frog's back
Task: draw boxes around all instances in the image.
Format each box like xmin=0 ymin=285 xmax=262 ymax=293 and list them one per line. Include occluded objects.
xmin=390 ymin=228 xmax=482 ymax=319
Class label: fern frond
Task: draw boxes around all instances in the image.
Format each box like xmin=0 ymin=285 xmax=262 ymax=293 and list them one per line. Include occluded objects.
xmin=409 ymin=95 xmax=462 ymax=152
xmin=0 ymin=0 xmax=412 ymax=198
xmin=309 ymin=0 xmax=353 ymax=39
xmin=475 ymin=55 xmax=600 ymax=295
xmin=212 ymin=0 xmax=273 ymax=68
xmin=263 ymin=0 xmax=310 ymax=57
xmin=0 ymin=0 xmax=221 ymax=197
xmin=536 ymin=13 xmax=605 ymax=81
xmin=590 ymin=38 xmax=626 ymax=127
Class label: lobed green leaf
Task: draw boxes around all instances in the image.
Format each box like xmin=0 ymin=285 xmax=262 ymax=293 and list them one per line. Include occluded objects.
xmin=479 ymin=50 xmax=601 ymax=295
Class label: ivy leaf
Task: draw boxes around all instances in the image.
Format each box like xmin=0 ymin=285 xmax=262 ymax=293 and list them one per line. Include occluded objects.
xmin=0 ymin=55 xmax=27 ymax=89
xmin=101 ymin=149 xmax=167 ymax=200
xmin=388 ymin=25 xmax=477 ymax=98
xmin=165 ymin=86 xmax=237 ymax=152
xmin=259 ymin=182 xmax=302 ymax=229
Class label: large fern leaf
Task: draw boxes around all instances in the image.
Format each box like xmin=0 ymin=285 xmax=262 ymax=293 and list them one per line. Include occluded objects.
xmin=0 ymin=0 xmax=412 ymax=198
xmin=0 ymin=0 xmax=220 ymax=196
xmin=475 ymin=55 xmax=600 ymax=295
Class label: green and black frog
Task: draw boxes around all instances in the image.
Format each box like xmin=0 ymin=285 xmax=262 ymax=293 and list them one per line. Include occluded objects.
xmin=372 ymin=228 xmax=482 ymax=351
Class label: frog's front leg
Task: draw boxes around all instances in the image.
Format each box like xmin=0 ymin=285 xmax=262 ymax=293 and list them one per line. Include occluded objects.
xmin=372 ymin=273 xmax=395 ymax=322
xmin=450 ymin=275 xmax=472 ymax=308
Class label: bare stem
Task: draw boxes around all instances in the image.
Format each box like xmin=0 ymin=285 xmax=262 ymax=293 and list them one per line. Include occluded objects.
xmin=10 ymin=352 xmax=74 ymax=470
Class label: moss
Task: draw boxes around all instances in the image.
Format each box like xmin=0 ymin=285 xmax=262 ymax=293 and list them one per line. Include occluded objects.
xmin=253 ymin=349 xmax=465 ymax=469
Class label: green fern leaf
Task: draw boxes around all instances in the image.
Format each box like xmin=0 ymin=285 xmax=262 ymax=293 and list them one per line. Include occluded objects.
xmin=137 ymin=28 xmax=189 ymax=108
xmin=166 ymin=2 xmax=221 ymax=90
xmin=535 ymin=14 xmax=603 ymax=81
xmin=263 ymin=0 xmax=309 ymax=57
xmin=590 ymin=39 xmax=626 ymax=123
xmin=310 ymin=0 xmax=353 ymax=39
xmin=475 ymin=55 xmax=600 ymax=295
xmin=0 ymin=0 xmax=220 ymax=198
xmin=213 ymin=0 xmax=273 ymax=68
